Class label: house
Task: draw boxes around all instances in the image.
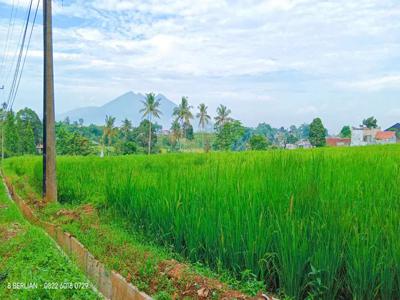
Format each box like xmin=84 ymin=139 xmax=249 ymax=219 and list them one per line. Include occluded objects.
xmin=296 ymin=139 xmax=313 ymax=149
xmin=326 ymin=137 xmax=351 ymax=147
xmin=286 ymin=143 xmax=297 ymax=150
xmin=385 ymin=123 xmax=400 ymax=142
xmin=386 ymin=123 xmax=400 ymax=132
xmin=351 ymin=126 xmax=396 ymax=146
xmin=375 ymin=131 xmax=396 ymax=144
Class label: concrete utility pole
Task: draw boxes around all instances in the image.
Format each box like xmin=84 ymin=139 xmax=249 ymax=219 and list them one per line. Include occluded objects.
xmin=43 ymin=0 xmax=57 ymax=202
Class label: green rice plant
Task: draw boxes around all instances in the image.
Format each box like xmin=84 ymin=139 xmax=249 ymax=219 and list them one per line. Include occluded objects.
xmin=4 ymin=144 xmax=400 ymax=299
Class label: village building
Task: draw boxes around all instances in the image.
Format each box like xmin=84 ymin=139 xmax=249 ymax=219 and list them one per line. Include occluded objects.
xmin=326 ymin=137 xmax=351 ymax=147
xmin=351 ymin=127 xmax=397 ymax=146
xmin=376 ymin=131 xmax=396 ymax=144
xmin=296 ymin=139 xmax=313 ymax=149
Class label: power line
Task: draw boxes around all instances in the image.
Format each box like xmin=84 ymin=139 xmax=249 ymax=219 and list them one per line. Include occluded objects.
xmin=6 ymin=0 xmax=40 ymax=111
xmin=9 ymin=0 xmax=41 ymax=111
xmin=1 ymin=0 xmax=22 ymax=103
xmin=0 ymin=0 xmax=16 ymax=83
xmin=2 ymin=0 xmax=25 ymax=104
xmin=6 ymin=0 xmax=33 ymax=110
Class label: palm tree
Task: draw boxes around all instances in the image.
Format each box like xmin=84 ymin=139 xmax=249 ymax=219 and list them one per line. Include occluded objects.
xmin=196 ymin=103 xmax=211 ymax=150
xmin=214 ymin=104 xmax=232 ymax=128
xmin=170 ymin=119 xmax=181 ymax=151
xmin=121 ymin=118 xmax=132 ymax=141
xmin=103 ymin=115 xmax=116 ymax=155
xmin=173 ymin=96 xmax=193 ymax=139
xmin=140 ymin=93 xmax=162 ymax=154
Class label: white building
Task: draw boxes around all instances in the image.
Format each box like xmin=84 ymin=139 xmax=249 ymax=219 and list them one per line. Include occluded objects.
xmin=351 ymin=127 xmax=396 ymax=146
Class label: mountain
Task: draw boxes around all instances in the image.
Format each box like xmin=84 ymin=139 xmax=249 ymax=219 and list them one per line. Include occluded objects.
xmin=57 ymin=91 xmax=177 ymax=129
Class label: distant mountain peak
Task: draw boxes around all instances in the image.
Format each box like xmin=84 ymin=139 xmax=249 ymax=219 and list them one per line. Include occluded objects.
xmin=57 ymin=91 xmax=177 ymax=128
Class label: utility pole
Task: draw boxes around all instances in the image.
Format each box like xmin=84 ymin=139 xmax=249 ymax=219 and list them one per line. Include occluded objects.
xmin=43 ymin=0 xmax=57 ymax=202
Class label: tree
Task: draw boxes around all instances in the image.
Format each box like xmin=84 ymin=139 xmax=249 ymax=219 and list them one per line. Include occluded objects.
xmin=340 ymin=126 xmax=351 ymax=138
xmin=214 ymin=104 xmax=232 ymax=128
xmin=140 ymin=93 xmax=162 ymax=154
xmin=0 ymin=102 xmax=7 ymax=159
xmin=286 ymin=133 xmax=299 ymax=145
xmin=255 ymin=123 xmax=276 ymax=142
xmin=298 ymin=123 xmax=310 ymax=139
xmin=133 ymin=119 xmax=158 ymax=153
xmin=196 ymin=103 xmax=211 ymax=151
xmin=249 ymin=134 xmax=269 ymax=150
xmin=56 ymin=126 xmax=91 ymax=156
xmin=309 ymin=118 xmax=326 ymax=147
xmin=116 ymin=140 xmax=137 ymax=155
xmin=362 ymin=116 xmax=378 ymax=129
xmin=15 ymin=107 xmax=42 ymax=146
xmin=184 ymin=123 xmax=194 ymax=140
xmin=120 ymin=118 xmax=133 ymax=141
xmin=173 ymin=96 xmax=193 ymax=139
xmin=4 ymin=111 xmax=18 ymax=157
xmin=170 ymin=119 xmax=181 ymax=151
xmin=214 ymin=120 xmax=245 ymax=151
xmin=103 ymin=115 xmax=117 ymax=155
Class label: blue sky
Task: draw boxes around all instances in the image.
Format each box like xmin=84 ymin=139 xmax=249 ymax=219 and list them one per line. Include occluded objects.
xmin=0 ymin=0 xmax=399 ymax=133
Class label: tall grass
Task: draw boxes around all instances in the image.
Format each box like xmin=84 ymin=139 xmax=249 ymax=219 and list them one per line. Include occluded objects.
xmin=4 ymin=145 xmax=400 ymax=299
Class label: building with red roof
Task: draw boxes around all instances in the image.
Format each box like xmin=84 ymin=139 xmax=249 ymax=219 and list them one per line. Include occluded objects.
xmin=376 ymin=131 xmax=396 ymax=144
xmin=326 ymin=137 xmax=351 ymax=147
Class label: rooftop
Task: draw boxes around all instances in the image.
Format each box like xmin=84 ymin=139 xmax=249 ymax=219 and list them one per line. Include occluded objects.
xmin=376 ymin=131 xmax=396 ymax=140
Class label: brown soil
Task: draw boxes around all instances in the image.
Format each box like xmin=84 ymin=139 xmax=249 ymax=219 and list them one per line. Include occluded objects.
xmin=0 ymin=222 xmax=23 ymax=241
xmin=53 ymin=204 xmax=96 ymax=223
xmin=158 ymin=259 xmax=272 ymax=300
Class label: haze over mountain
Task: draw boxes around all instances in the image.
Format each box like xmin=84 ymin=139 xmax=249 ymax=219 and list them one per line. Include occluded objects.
xmin=57 ymin=92 xmax=177 ymax=129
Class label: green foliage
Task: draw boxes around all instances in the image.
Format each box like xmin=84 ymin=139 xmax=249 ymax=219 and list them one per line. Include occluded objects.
xmin=56 ymin=126 xmax=92 ymax=156
xmin=309 ymin=118 xmax=326 ymax=147
xmin=214 ymin=120 xmax=245 ymax=150
xmin=214 ymin=105 xmax=232 ymax=128
xmin=116 ymin=140 xmax=137 ymax=155
xmin=133 ymin=120 xmax=158 ymax=153
xmin=4 ymin=111 xmax=18 ymax=157
xmin=362 ymin=116 xmax=378 ymax=129
xmin=15 ymin=107 xmax=42 ymax=146
xmin=249 ymin=134 xmax=269 ymax=150
xmin=340 ymin=125 xmax=352 ymax=138
xmin=183 ymin=122 xmax=194 ymax=140
xmin=0 ymin=180 xmax=99 ymax=299
xmin=140 ymin=93 xmax=162 ymax=154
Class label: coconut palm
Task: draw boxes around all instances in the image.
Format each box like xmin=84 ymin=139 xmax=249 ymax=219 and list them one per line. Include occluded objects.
xmin=196 ymin=103 xmax=211 ymax=150
xmin=121 ymin=118 xmax=132 ymax=141
xmin=170 ymin=119 xmax=181 ymax=150
xmin=214 ymin=104 xmax=232 ymax=128
xmin=140 ymin=93 xmax=162 ymax=154
xmin=103 ymin=115 xmax=117 ymax=155
xmin=173 ymin=96 xmax=193 ymax=139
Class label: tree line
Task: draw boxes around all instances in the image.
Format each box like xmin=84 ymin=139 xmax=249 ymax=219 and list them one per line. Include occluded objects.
xmin=0 ymin=96 xmax=386 ymax=157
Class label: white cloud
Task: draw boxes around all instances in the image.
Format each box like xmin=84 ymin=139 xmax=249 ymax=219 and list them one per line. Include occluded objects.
xmin=1 ymin=0 xmax=400 ymax=132
xmin=340 ymin=75 xmax=400 ymax=91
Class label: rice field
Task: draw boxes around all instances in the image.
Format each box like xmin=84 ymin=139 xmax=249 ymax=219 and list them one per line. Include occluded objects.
xmin=4 ymin=145 xmax=400 ymax=299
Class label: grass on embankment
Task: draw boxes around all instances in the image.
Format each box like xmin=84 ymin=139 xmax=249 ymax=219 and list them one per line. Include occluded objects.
xmin=0 ymin=178 xmax=100 ymax=299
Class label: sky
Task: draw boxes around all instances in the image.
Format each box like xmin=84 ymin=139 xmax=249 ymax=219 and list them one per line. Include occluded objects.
xmin=0 ymin=0 xmax=399 ymax=133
